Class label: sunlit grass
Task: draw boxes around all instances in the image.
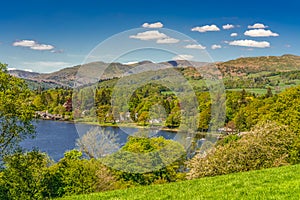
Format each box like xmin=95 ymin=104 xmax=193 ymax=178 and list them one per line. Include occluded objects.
xmin=59 ymin=164 xmax=300 ymax=200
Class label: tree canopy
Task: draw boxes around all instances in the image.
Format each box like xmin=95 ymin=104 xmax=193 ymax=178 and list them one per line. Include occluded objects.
xmin=0 ymin=63 xmax=35 ymax=158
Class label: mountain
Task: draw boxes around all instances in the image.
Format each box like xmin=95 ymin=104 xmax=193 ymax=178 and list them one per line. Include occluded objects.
xmin=8 ymin=55 xmax=300 ymax=89
xmin=8 ymin=60 xmax=207 ymax=88
xmin=8 ymin=69 xmax=40 ymax=79
xmin=217 ymin=54 xmax=300 ymax=76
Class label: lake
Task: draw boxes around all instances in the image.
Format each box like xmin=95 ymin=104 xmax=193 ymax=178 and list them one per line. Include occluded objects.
xmin=20 ymin=120 xmax=202 ymax=161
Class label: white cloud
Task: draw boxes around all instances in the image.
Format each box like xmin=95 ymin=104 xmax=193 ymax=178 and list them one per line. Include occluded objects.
xmin=142 ymin=22 xmax=163 ymax=28
xmin=211 ymin=44 xmax=222 ymax=50
xmin=24 ymin=69 xmax=33 ymax=72
xmin=30 ymin=44 xmax=54 ymax=50
xmin=223 ymin=24 xmax=234 ymax=30
xmin=13 ymin=39 xmax=55 ymax=51
xmin=231 ymin=33 xmax=238 ymax=37
xmin=172 ymin=54 xmax=194 ymax=60
xmin=13 ymin=40 xmax=36 ymax=47
xmin=184 ymin=44 xmax=206 ymax=50
xmin=229 ymin=39 xmax=270 ymax=48
xmin=191 ymin=24 xmax=220 ymax=32
xmin=248 ymin=23 xmax=268 ymax=29
xmin=130 ymin=30 xmax=179 ymax=44
xmin=244 ymin=29 xmax=279 ymax=37
xmin=129 ymin=30 xmax=167 ymax=40
xmin=7 ymin=68 xmax=17 ymax=71
xmin=122 ymin=61 xmax=139 ymax=65
xmin=156 ymin=37 xmax=179 ymax=44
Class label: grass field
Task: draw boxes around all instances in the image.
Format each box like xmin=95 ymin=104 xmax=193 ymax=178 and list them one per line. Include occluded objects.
xmin=59 ymin=164 xmax=300 ymax=200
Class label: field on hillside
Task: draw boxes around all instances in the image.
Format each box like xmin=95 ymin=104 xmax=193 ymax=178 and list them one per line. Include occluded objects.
xmin=59 ymin=164 xmax=300 ymax=200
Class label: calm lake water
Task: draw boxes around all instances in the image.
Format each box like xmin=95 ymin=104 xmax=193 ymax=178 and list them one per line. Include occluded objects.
xmin=20 ymin=120 xmax=200 ymax=161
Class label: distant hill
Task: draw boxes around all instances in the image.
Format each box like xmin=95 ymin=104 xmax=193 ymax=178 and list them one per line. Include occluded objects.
xmin=8 ymin=69 xmax=40 ymax=79
xmin=8 ymin=54 xmax=300 ymax=89
xmin=8 ymin=60 xmax=207 ymax=88
xmin=217 ymin=54 xmax=300 ymax=76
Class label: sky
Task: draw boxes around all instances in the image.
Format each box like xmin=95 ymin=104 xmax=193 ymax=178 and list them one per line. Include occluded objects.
xmin=0 ymin=0 xmax=300 ymax=72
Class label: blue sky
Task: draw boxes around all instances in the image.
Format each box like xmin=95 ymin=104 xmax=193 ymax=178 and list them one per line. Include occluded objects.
xmin=0 ymin=0 xmax=300 ymax=72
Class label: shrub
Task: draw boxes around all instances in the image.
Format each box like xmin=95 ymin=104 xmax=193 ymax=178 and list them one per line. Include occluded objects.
xmin=187 ymin=122 xmax=298 ymax=179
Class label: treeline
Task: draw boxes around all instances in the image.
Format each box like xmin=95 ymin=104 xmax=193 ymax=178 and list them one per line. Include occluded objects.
xmin=31 ymin=88 xmax=73 ymax=118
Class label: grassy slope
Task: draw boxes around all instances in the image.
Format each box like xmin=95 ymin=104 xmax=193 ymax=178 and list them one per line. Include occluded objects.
xmin=59 ymin=164 xmax=300 ymax=200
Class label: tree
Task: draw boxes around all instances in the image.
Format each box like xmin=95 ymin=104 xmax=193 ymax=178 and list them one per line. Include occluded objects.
xmin=102 ymin=133 xmax=186 ymax=185
xmin=0 ymin=63 xmax=35 ymax=158
xmin=51 ymin=150 xmax=116 ymax=196
xmin=138 ymin=111 xmax=149 ymax=126
xmin=1 ymin=150 xmax=50 ymax=200
xmin=265 ymin=87 xmax=273 ymax=98
xmin=76 ymin=127 xmax=120 ymax=159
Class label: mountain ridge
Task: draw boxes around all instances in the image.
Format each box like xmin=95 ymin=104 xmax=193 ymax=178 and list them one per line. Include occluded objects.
xmin=8 ymin=54 xmax=300 ymax=89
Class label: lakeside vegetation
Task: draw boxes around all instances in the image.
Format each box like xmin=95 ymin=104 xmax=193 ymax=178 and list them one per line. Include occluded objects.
xmin=1 ymin=55 xmax=300 ymax=199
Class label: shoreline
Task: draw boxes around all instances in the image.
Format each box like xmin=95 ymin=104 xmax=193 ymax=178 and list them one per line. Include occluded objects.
xmin=36 ymin=118 xmax=218 ymax=136
xmin=74 ymin=120 xmax=179 ymax=132
xmin=36 ymin=117 xmax=179 ymax=132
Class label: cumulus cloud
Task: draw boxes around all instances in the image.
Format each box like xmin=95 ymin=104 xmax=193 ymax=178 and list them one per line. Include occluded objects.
xmin=172 ymin=54 xmax=194 ymax=60
xmin=129 ymin=30 xmax=167 ymax=40
xmin=231 ymin=33 xmax=238 ymax=37
xmin=156 ymin=37 xmax=179 ymax=44
xmin=13 ymin=40 xmax=36 ymax=47
xmin=142 ymin=22 xmax=163 ymax=28
xmin=13 ymin=40 xmax=55 ymax=51
xmin=130 ymin=30 xmax=179 ymax=44
xmin=30 ymin=44 xmax=54 ymax=50
xmin=229 ymin=40 xmax=270 ymax=48
xmin=184 ymin=44 xmax=206 ymax=50
xmin=248 ymin=23 xmax=268 ymax=29
xmin=244 ymin=29 xmax=279 ymax=37
xmin=191 ymin=24 xmax=220 ymax=32
xmin=223 ymin=24 xmax=235 ymax=30
xmin=211 ymin=44 xmax=222 ymax=50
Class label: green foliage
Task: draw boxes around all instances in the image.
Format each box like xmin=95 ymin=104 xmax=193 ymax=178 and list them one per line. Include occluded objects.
xmin=102 ymin=135 xmax=186 ymax=186
xmin=0 ymin=150 xmax=117 ymax=199
xmin=216 ymin=134 xmax=240 ymax=146
xmin=1 ymin=150 xmax=50 ymax=200
xmin=53 ymin=150 xmax=109 ymax=196
xmin=0 ymin=63 xmax=35 ymax=157
xmin=187 ymin=122 xmax=298 ymax=179
xmin=234 ymin=85 xmax=300 ymax=132
xmin=31 ymin=88 xmax=72 ymax=117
